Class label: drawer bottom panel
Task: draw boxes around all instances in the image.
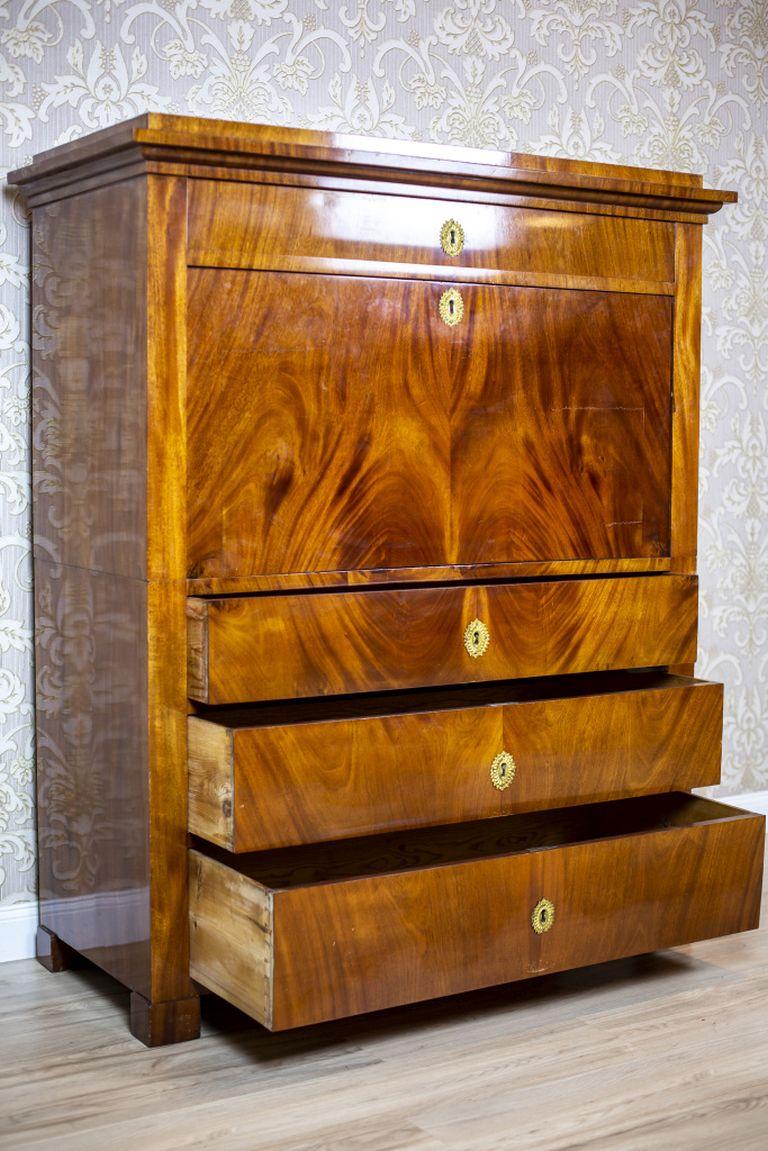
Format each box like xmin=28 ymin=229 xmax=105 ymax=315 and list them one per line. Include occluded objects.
xmin=189 ymin=794 xmax=764 ymax=1031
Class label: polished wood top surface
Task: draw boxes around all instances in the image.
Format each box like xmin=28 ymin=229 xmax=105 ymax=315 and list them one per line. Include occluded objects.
xmin=8 ymin=113 xmax=736 ymax=217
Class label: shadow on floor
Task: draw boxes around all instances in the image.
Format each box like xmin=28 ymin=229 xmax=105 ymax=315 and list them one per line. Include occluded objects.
xmin=47 ymin=944 xmax=726 ymax=1065
xmin=196 ymin=947 xmax=719 ymax=1065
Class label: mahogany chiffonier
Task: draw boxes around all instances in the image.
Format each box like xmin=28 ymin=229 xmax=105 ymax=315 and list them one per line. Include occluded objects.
xmin=11 ymin=115 xmax=764 ymax=1047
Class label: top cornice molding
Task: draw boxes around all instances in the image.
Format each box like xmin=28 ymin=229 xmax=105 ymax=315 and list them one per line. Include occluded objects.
xmin=8 ymin=112 xmax=737 ymax=217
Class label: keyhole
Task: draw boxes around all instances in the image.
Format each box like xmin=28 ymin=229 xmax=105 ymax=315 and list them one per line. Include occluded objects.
xmin=449 ymin=298 xmax=455 ymax=316
xmin=450 ymin=228 xmax=456 ymax=247
xmin=540 ymin=909 xmax=547 ymax=925
xmin=473 ymin=629 xmax=479 ymax=646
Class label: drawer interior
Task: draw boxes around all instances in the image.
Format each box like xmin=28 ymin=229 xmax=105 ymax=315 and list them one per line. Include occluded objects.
xmin=191 ymin=669 xmax=701 ymax=727
xmin=190 ymin=793 xmax=763 ymax=1029
xmin=193 ymin=792 xmax=755 ymax=891
xmin=188 ymin=671 xmax=723 ymax=852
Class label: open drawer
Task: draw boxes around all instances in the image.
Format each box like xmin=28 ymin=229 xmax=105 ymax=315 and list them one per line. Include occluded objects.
xmin=186 ymin=575 xmax=698 ymax=703
xmin=188 ymin=672 xmax=723 ymax=851
xmin=189 ymin=793 xmax=764 ymax=1030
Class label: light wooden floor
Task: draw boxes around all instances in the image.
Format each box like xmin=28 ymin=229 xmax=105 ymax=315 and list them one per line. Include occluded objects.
xmin=2 ymin=875 xmax=767 ymax=1151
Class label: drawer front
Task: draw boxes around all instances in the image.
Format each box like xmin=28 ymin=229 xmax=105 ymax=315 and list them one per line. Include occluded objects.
xmin=187 ymin=272 xmax=672 ymax=581
xmin=187 ymin=575 xmax=698 ymax=704
xmin=188 ymin=796 xmax=764 ymax=1030
xmin=188 ymin=675 xmax=723 ymax=850
xmin=187 ymin=181 xmax=675 ymax=285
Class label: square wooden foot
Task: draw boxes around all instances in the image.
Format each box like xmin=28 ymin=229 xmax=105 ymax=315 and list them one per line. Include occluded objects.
xmin=129 ymin=991 xmax=201 ymax=1047
xmin=36 ymin=925 xmax=77 ymax=973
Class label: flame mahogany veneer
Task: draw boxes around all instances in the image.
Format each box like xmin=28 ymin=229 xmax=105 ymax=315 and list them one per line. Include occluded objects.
xmin=188 ymin=673 xmax=724 ymax=852
xmin=189 ymin=794 xmax=764 ymax=1030
xmin=11 ymin=115 xmax=763 ymax=1048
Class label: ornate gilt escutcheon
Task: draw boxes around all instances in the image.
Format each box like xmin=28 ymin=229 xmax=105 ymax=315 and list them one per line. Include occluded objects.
xmin=490 ymin=750 xmax=516 ymax=791
xmin=439 ymin=287 xmax=464 ymax=326
xmin=531 ymin=898 xmax=555 ymax=935
xmin=440 ymin=218 xmax=465 ymax=257
xmin=463 ymin=617 xmax=490 ymax=658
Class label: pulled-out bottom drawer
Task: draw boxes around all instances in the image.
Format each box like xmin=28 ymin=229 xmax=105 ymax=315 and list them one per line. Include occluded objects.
xmin=189 ymin=794 xmax=764 ymax=1030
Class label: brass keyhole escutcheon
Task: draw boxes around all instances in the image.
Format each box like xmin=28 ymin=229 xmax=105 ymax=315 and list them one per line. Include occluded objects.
xmin=440 ymin=218 xmax=465 ymax=257
xmin=439 ymin=287 xmax=464 ymax=327
xmin=464 ymin=617 xmax=490 ymax=658
xmin=490 ymin=750 xmax=516 ymax=791
xmin=532 ymin=898 xmax=555 ymax=935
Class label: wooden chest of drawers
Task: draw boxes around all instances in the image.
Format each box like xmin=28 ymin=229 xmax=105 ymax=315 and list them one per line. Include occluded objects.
xmin=11 ymin=114 xmax=763 ymax=1047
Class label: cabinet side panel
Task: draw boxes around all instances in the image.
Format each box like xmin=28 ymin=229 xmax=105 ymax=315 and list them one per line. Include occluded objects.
xmin=32 ymin=182 xmax=148 ymax=577
xmin=34 ymin=559 xmax=151 ymax=994
xmin=32 ymin=182 xmax=151 ymax=994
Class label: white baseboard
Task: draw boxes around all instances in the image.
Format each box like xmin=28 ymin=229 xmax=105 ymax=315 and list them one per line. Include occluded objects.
xmin=1 ymin=790 xmax=766 ymax=965
xmin=0 ymin=901 xmax=38 ymax=963
xmin=0 ymin=886 xmax=147 ymax=964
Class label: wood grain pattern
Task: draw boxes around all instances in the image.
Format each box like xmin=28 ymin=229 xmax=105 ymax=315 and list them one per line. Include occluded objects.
xmin=670 ymin=223 xmax=703 ymax=572
xmin=188 ymin=720 xmax=234 ymax=847
xmin=197 ymin=792 xmax=745 ymax=888
xmin=189 ymin=794 xmax=764 ymax=1030
xmin=13 ymin=162 xmax=730 ymax=228
xmin=144 ymin=174 xmax=196 ymax=1009
xmin=188 ymin=674 xmax=723 ymax=851
xmin=11 ymin=113 xmax=707 ymax=186
xmin=31 ymin=180 xmax=154 ymax=1001
xmin=9 ymin=113 xmax=736 ymax=220
xmin=449 ymin=286 xmax=671 ymax=567
xmin=128 ymin=991 xmax=201 ymax=1048
xmin=187 ymin=180 xmax=675 ymax=284
xmin=187 ymin=575 xmax=698 ymax=704
xmin=188 ymin=852 xmax=274 ymax=1029
xmin=13 ymin=116 xmax=743 ymax=1049
xmin=4 ymin=871 xmax=768 ymax=1151
xmin=187 ymin=273 xmax=672 ymax=581
xmin=184 ymin=555 xmax=675 ymax=596
xmin=34 ymin=558 xmax=151 ymax=993
xmin=30 ymin=174 xmax=197 ymax=1031
xmin=31 ymin=181 xmax=148 ymax=577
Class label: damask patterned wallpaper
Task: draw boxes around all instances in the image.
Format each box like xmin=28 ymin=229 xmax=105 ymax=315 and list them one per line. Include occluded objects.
xmin=0 ymin=0 xmax=765 ymax=906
